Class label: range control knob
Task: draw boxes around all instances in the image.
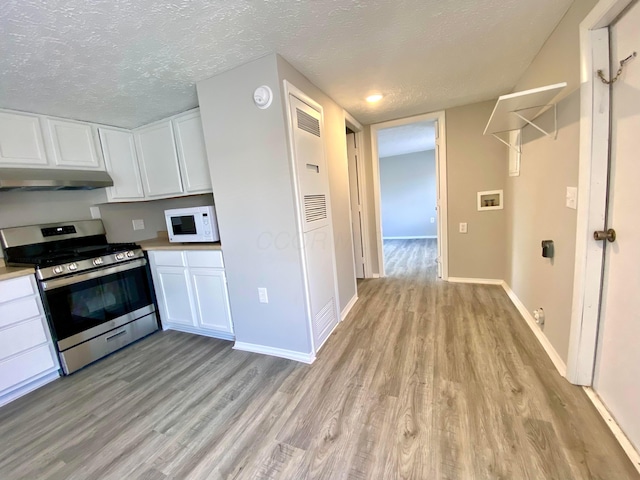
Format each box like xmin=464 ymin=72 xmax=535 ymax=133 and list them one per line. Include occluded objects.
xmin=67 ymin=263 xmax=78 ymax=271
xmin=52 ymin=266 xmax=64 ymax=275
xmin=93 ymin=257 xmax=104 ymax=266
xmin=126 ymin=251 xmax=135 ymax=258
xmin=115 ymin=253 xmax=126 ymax=261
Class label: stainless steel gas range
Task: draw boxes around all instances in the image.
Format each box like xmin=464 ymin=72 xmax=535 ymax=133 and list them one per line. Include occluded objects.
xmin=0 ymin=220 xmax=158 ymax=374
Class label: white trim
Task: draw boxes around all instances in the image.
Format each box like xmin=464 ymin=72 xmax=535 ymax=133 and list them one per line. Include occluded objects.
xmin=233 ymin=341 xmax=316 ymax=364
xmin=383 ymin=235 xmax=437 ymax=240
xmin=0 ymin=370 xmax=60 ymax=408
xmin=372 ymin=273 xmax=380 ymax=279
xmin=583 ymin=387 xmax=640 ymax=473
xmin=345 ymin=112 xmax=371 ymax=280
xmin=163 ymin=324 xmax=235 ymax=342
xmin=502 ymin=282 xmax=567 ymax=377
xmin=447 ymin=277 xmax=504 ymax=285
xmin=340 ymin=294 xmax=358 ymax=321
xmin=567 ymin=0 xmax=635 ymax=385
xmin=370 ymin=111 xmax=448 ymax=280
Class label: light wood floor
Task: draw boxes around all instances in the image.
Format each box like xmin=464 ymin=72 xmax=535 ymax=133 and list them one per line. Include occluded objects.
xmin=0 ymin=239 xmax=637 ymax=479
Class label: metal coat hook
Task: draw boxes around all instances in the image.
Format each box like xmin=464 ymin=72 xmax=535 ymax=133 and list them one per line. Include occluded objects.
xmin=597 ymin=51 xmax=637 ymax=85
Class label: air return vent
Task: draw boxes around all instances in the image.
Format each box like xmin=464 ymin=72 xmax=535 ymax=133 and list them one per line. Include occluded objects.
xmin=297 ymin=109 xmax=320 ymax=137
xmin=304 ymin=194 xmax=327 ymax=223
xmin=314 ymin=298 xmax=337 ymax=344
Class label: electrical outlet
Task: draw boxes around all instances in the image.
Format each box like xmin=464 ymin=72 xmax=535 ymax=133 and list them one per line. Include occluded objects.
xmin=258 ymin=287 xmax=269 ymax=304
xmin=132 ymin=219 xmax=145 ymax=231
xmin=430 ymin=217 xmax=435 ymax=224
xmin=89 ymin=206 xmax=101 ymax=219
xmin=459 ymin=222 xmax=468 ymax=234
xmin=566 ymin=187 xmax=577 ymax=209
xmin=533 ymin=308 xmax=545 ymax=330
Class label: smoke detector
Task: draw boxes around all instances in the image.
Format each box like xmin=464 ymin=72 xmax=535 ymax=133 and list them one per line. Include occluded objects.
xmin=253 ymin=85 xmax=273 ymax=109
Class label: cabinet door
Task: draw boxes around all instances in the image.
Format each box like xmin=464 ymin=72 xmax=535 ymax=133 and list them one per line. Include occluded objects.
xmin=153 ymin=265 xmax=196 ymax=327
xmin=45 ymin=118 xmax=101 ymax=168
xmin=172 ymin=110 xmax=212 ymax=194
xmin=99 ymin=128 xmax=145 ymax=201
xmin=190 ymin=268 xmax=233 ymax=334
xmin=134 ymin=121 xmax=184 ymax=198
xmin=0 ymin=111 xmax=48 ymax=166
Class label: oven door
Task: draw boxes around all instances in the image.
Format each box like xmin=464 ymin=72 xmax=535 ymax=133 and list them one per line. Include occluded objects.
xmin=41 ymin=259 xmax=155 ymax=350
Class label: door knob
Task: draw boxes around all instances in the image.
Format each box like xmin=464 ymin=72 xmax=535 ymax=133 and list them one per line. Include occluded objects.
xmin=594 ymin=228 xmax=616 ymax=242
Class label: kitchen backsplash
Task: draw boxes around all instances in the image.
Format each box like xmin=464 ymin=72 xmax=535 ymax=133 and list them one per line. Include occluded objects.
xmin=0 ymin=190 xmax=214 ymax=257
xmin=0 ymin=189 xmax=108 ymax=230
xmin=99 ymin=193 xmax=214 ymax=243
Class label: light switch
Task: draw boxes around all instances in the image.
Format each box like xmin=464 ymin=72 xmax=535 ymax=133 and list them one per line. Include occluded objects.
xmin=132 ymin=219 xmax=145 ymax=231
xmin=459 ymin=222 xmax=468 ymax=234
xmin=258 ymin=287 xmax=269 ymax=303
xmin=430 ymin=217 xmax=435 ymax=224
xmin=90 ymin=206 xmax=101 ymax=219
xmin=566 ymin=187 xmax=577 ymax=209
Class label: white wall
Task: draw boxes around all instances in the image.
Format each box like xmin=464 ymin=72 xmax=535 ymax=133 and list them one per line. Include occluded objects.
xmin=380 ymin=150 xmax=437 ymax=238
xmin=197 ymin=54 xmax=312 ymax=355
xmin=504 ymin=0 xmax=598 ymax=364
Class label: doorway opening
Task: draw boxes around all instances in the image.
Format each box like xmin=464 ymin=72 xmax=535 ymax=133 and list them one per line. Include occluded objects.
xmin=370 ymin=112 xmax=448 ymax=279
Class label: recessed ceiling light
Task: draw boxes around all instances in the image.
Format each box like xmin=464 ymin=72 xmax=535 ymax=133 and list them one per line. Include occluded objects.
xmin=366 ymin=94 xmax=383 ymax=103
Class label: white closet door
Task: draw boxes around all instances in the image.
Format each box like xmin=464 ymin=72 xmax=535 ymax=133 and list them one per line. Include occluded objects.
xmin=593 ymin=0 xmax=640 ymax=451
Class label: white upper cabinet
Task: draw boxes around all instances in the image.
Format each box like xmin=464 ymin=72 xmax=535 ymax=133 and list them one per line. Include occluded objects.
xmin=44 ymin=118 xmax=101 ymax=169
xmin=134 ymin=120 xmax=184 ymax=198
xmin=172 ymin=110 xmax=212 ymax=194
xmin=99 ymin=127 xmax=145 ymax=201
xmin=0 ymin=111 xmax=48 ymax=166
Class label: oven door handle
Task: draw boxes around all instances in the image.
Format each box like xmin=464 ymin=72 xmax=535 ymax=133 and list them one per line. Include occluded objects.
xmin=41 ymin=258 xmax=147 ymax=291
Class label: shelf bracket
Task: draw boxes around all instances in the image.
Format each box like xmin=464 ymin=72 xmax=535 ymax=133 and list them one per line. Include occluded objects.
xmin=512 ymin=103 xmax=558 ymax=139
xmin=491 ymin=133 xmax=521 ymax=154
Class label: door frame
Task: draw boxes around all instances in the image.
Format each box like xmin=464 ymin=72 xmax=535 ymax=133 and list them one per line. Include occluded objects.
xmin=345 ymin=112 xmax=370 ymax=280
xmin=567 ymin=0 xmax=634 ymax=385
xmin=370 ymin=111 xmax=448 ymax=279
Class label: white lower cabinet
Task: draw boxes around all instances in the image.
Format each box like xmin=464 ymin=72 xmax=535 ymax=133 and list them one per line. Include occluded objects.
xmin=0 ymin=275 xmax=60 ymax=407
xmin=149 ymin=250 xmax=233 ymax=340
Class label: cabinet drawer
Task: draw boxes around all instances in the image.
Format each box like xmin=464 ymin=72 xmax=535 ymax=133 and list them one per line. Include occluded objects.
xmin=0 ymin=318 xmax=48 ymax=362
xmin=186 ymin=250 xmax=224 ymax=269
xmin=151 ymin=251 xmax=186 ymax=267
xmin=0 ymin=344 xmax=56 ymax=393
xmin=0 ymin=296 xmax=42 ymax=329
xmin=0 ymin=276 xmax=36 ymax=304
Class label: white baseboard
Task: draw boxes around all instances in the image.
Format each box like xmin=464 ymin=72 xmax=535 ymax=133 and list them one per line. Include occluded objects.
xmin=372 ymin=273 xmax=380 ymax=279
xmin=383 ymin=235 xmax=437 ymax=240
xmin=583 ymin=387 xmax=640 ymax=474
xmin=164 ymin=324 xmax=235 ymax=342
xmin=447 ymin=277 xmax=504 ymax=285
xmin=341 ymin=294 xmax=358 ymax=321
xmin=501 ymin=282 xmax=567 ymax=377
xmin=0 ymin=369 xmax=60 ymax=408
xmin=233 ymin=342 xmax=315 ymax=364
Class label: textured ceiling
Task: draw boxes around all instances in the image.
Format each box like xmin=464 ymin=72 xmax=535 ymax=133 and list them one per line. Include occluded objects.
xmin=0 ymin=0 xmax=573 ymax=129
xmin=378 ymin=122 xmax=436 ymax=158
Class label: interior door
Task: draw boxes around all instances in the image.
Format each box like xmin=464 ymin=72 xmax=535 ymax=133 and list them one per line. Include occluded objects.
xmin=347 ymin=132 xmax=365 ymax=278
xmin=593 ymin=0 xmax=640 ymax=451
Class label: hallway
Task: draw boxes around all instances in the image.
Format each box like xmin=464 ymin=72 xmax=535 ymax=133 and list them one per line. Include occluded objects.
xmin=0 ymin=240 xmax=637 ymax=479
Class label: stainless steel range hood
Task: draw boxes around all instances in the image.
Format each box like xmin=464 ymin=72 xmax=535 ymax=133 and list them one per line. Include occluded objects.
xmin=0 ymin=168 xmax=114 ymax=191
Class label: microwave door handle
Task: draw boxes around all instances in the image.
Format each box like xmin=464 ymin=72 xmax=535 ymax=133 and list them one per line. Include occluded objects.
xmin=41 ymin=258 xmax=147 ymax=291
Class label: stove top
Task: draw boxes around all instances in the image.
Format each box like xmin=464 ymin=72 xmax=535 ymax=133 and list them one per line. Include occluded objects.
xmin=1 ymin=220 xmax=145 ymax=281
xmin=9 ymin=243 xmax=139 ymax=267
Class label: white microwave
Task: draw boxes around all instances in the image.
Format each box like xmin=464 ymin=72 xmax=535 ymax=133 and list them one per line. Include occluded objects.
xmin=164 ymin=205 xmax=220 ymax=243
